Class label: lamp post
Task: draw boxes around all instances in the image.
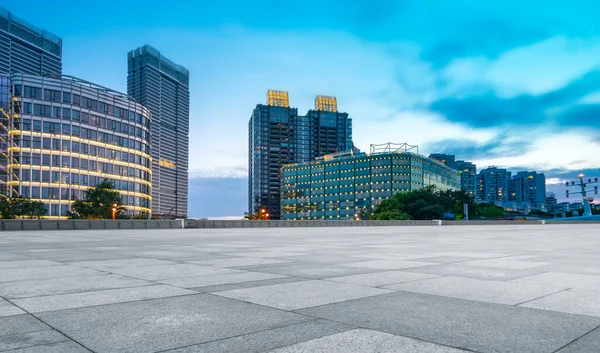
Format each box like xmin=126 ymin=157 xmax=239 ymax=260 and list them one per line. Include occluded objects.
xmin=112 ymin=203 xmax=117 ymax=220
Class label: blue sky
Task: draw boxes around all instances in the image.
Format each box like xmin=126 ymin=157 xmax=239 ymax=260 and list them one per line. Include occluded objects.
xmin=10 ymin=1 xmax=600 ymax=217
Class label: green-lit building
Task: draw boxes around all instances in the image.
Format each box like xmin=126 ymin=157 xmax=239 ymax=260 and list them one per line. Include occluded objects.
xmin=280 ymin=144 xmax=461 ymax=220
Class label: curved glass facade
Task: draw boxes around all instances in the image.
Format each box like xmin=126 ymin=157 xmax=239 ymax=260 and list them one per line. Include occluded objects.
xmin=6 ymin=73 xmax=151 ymax=217
xmin=281 ymin=152 xmax=461 ymax=220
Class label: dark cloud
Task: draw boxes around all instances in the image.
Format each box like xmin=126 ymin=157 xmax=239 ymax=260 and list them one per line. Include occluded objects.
xmin=429 ymin=69 xmax=600 ymax=128
xmin=188 ymin=177 xmax=246 ymax=218
xmin=425 ymin=135 xmax=531 ymax=162
xmin=422 ymin=19 xmax=548 ymax=68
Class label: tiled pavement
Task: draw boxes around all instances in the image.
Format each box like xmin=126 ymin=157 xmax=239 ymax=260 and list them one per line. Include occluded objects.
xmin=0 ymin=224 xmax=599 ymax=352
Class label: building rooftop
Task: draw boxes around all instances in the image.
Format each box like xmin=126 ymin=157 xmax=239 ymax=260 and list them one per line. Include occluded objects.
xmin=1 ymin=225 xmax=598 ymax=352
xmin=0 ymin=6 xmax=62 ymax=57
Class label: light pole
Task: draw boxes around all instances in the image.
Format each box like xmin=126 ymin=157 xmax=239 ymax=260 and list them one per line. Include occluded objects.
xmin=112 ymin=203 xmax=117 ymax=220
xmin=566 ymin=174 xmax=598 ymax=217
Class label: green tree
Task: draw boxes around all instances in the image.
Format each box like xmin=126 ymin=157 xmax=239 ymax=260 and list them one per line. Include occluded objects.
xmin=67 ymin=179 xmax=123 ymax=219
xmin=371 ymin=186 xmax=481 ymax=221
xmin=357 ymin=207 xmax=372 ymax=220
xmin=477 ymin=204 xmax=505 ymax=218
xmin=528 ymin=209 xmax=552 ymax=218
xmin=0 ymin=197 xmax=46 ymax=219
xmin=370 ymin=210 xmax=411 ymax=220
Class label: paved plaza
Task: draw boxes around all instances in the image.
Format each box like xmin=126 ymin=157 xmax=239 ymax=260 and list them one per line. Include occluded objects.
xmin=0 ymin=224 xmax=599 ymax=352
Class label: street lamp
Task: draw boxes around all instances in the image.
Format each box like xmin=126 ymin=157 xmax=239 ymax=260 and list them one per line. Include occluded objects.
xmin=112 ymin=203 xmax=117 ymax=220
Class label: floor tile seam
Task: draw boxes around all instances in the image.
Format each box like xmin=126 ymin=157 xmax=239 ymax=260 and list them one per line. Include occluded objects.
xmin=283 ymin=310 xmax=480 ymax=353
xmin=0 ymin=295 xmax=95 ymax=353
xmin=5 ymin=281 xmax=156 ymax=300
xmin=189 ymin=277 xmax=313 ymax=292
xmin=207 ymin=289 xmax=397 ymax=314
xmin=69 ymin=263 xmax=237 ymax=286
xmin=550 ymin=324 xmax=600 ymax=353
xmin=0 ymin=336 xmax=71 ymax=352
xmin=154 ymin=318 xmax=327 ymax=353
xmin=0 ymin=271 xmax=113 ymax=284
xmin=10 ymin=292 xmax=205 ymax=315
xmin=318 ymin=274 xmax=440 ymax=289
xmin=0 ymin=327 xmax=64 ymax=339
xmin=295 ymin=289 xmax=600 ymax=321
xmin=514 ymin=287 xmax=573 ymax=307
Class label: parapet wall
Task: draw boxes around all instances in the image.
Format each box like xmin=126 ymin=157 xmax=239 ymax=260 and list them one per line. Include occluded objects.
xmin=188 ymin=219 xmax=545 ymax=228
xmin=1 ymin=219 xmax=184 ymax=231
xmin=2 ymin=219 xmax=597 ymax=231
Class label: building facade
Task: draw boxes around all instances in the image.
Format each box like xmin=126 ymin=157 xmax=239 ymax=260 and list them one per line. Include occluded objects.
xmin=0 ymin=7 xmax=63 ymax=198
xmin=453 ymin=160 xmax=477 ymax=197
xmin=0 ymin=7 xmax=62 ymax=76
xmin=477 ymin=167 xmax=511 ymax=203
xmin=281 ymin=151 xmax=460 ymax=220
xmin=5 ymin=73 xmax=151 ymax=217
xmin=127 ymin=45 xmax=189 ymax=218
xmin=248 ymin=91 xmax=298 ymax=220
xmin=509 ymin=171 xmax=546 ymax=204
xmin=428 ymin=153 xmax=455 ymax=168
xmin=428 ymin=154 xmax=477 ymax=197
xmin=248 ymin=90 xmax=353 ymax=219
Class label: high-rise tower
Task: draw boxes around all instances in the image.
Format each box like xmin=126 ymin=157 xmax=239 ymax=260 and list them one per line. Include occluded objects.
xmin=248 ymin=91 xmax=353 ymax=219
xmin=0 ymin=7 xmax=62 ymax=76
xmin=127 ymin=45 xmax=189 ymax=218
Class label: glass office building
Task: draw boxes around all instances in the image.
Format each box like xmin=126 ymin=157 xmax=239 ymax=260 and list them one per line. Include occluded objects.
xmin=128 ymin=45 xmax=189 ymax=218
xmin=281 ymin=150 xmax=460 ymax=220
xmin=6 ymin=73 xmax=151 ymax=217
xmin=249 ymin=91 xmax=353 ymax=219
xmin=0 ymin=7 xmax=62 ymax=76
xmin=0 ymin=6 xmax=63 ymax=198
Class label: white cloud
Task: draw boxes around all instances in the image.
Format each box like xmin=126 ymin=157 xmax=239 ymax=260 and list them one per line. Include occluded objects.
xmin=441 ymin=36 xmax=600 ymax=97
xmin=472 ymin=130 xmax=600 ymax=171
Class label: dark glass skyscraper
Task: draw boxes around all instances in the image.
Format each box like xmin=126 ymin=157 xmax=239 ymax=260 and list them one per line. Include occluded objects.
xmin=127 ymin=45 xmax=189 ymax=218
xmin=248 ymin=90 xmax=353 ymax=219
xmin=0 ymin=7 xmax=62 ymax=76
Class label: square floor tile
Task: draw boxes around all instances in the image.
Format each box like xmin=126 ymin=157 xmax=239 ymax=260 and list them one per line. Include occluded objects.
xmin=108 ymin=263 xmax=242 ymax=280
xmin=297 ymin=291 xmax=600 ymax=353
xmin=0 ymin=274 xmax=152 ymax=299
xmin=159 ymin=272 xmax=287 ymax=288
xmin=13 ymin=284 xmax=195 ymax=313
xmin=520 ymin=288 xmax=600 ymax=317
xmin=214 ymin=280 xmax=392 ymax=310
xmin=37 ymin=294 xmax=310 ymax=353
xmin=384 ymin=276 xmax=565 ymax=305
xmin=267 ymin=329 xmax=469 ymax=353
xmin=326 ymin=271 xmax=439 ymax=287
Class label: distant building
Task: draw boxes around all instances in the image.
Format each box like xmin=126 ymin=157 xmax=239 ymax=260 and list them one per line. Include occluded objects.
xmin=281 ymin=147 xmax=460 ymax=220
xmin=570 ymin=202 xmax=583 ymax=211
xmin=546 ymin=193 xmax=558 ymax=215
xmin=127 ymin=45 xmax=189 ymax=218
xmin=428 ymin=153 xmax=455 ymax=167
xmin=477 ymin=167 xmax=511 ymax=203
xmin=509 ymin=171 xmax=546 ymax=207
xmin=428 ymin=153 xmax=477 ymax=197
xmin=248 ymin=91 xmax=353 ymax=219
xmin=454 ymin=160 xmax=477 ymax=198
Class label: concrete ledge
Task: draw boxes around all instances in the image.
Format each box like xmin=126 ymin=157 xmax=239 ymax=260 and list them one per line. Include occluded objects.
xmin=0 ymin=219 xmax=187 ymax=231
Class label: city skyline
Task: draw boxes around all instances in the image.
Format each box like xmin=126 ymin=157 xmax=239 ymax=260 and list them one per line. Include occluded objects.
xmin=7 ymin=1 xmax=600 ymax=217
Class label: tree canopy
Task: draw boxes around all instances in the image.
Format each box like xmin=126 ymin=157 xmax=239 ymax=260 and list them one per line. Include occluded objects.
xmin=0 ymin=197 xmax=46 ymax=219
xmin=371 ymin=186 xmax=481 ymax=220
xmin=67 ymin=179 xmax=123 ymax=219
